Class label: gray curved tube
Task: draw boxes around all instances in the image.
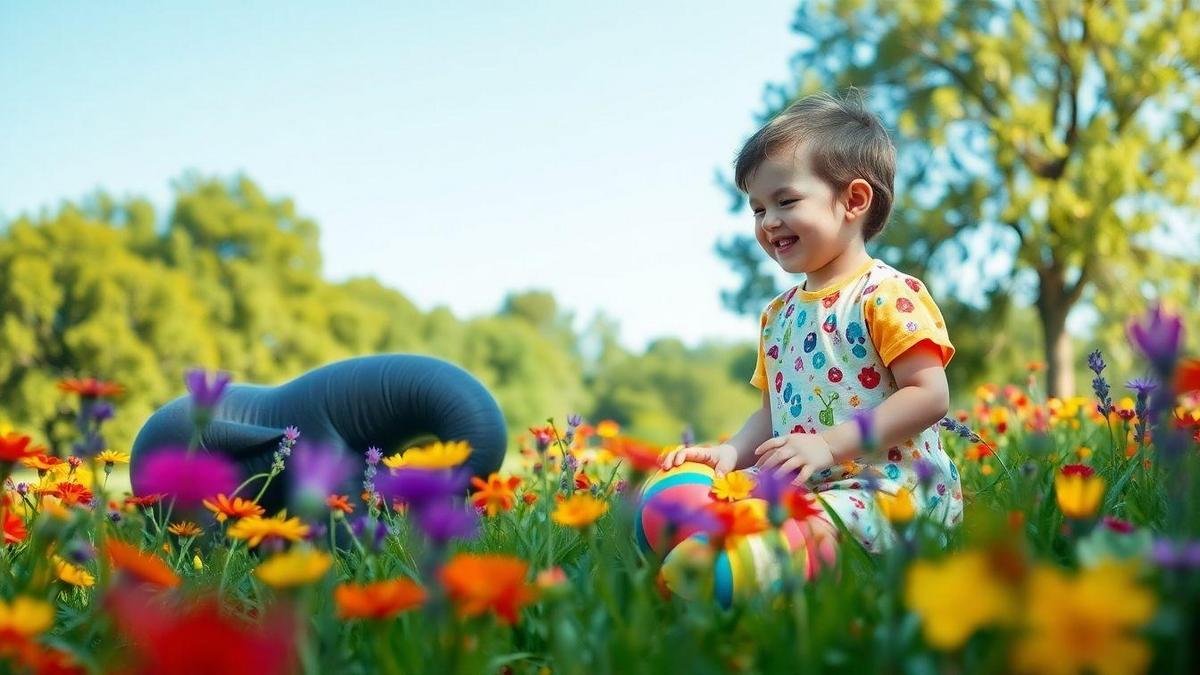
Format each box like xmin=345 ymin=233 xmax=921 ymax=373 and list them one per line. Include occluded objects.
xmin=129 ymin=354 xmax=507 ymax=512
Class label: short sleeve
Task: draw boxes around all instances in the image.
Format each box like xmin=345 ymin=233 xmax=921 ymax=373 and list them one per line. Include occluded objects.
xmin=862 ymin=275 xmax=955 ymax=368
xmin=749 ymin=307 xmax=769 ymax=390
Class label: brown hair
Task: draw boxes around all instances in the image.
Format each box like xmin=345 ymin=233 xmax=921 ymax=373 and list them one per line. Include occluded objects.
xmin=734 ymin=89 xmax=895 ymax=242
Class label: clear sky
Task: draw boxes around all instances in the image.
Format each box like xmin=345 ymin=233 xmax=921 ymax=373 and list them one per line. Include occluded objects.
xmin=0 ymin=1 xmax=804 ymax=351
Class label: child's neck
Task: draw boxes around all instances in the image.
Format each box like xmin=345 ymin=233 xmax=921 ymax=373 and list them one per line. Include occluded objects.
xmin=802 ymin=246 xmax=872 ymax=292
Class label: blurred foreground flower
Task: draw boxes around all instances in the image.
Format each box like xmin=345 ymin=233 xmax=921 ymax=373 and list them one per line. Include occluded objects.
xmin=255 ymin=548 xmax=332 ymax=589
xmin=134 ymin=449 xmax=238 ymax=509
xmin=106 ymin=538 xmax=181 ymax=589
xmin=185 ymin=368 xmax=231 ymax=409
xmin=57 ymin=377 xmax=124 ymax=399
xmin=335 ymin=578 xmax=427 ymax=619
xmin=382 ymin=440 xmax=471 ymax=470
xmin=876 ymin=487 xmax=916 ymax=524
xmin=289 ymin=442 xmax=354 ymax=517
xmin=1012 ymin=563 xmax=1155 ymax=674
xmin=905 ymin=550 xmax=1016 ymax=650
xmin=0 ymin=596 xmax=54 ymax=637
xmin=375 ymin=467 xmax=469 ymax=510
xmin=440 ymin=554 xmax=537 ymax=625
xmin=1127 ymin=304 xmax=1182 ymax=374
xmin=1055 ymin=465 xmax=1105 ymax=520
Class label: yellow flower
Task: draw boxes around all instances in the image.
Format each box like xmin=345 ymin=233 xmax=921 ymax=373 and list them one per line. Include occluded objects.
xmin=193 ymin=554 xmax=204 ymax=571
xmin=595 ymin=420 xmax=620 ymax=438
xmin=0 ymin=596 xmax=54 ymax=636
xmin=551 ymin=493 xmax=609 ymax=528
xmin=1012 ymin=563 xmax=1155 ymax=674
xmin=53 ymin=555 xmax=95 ymax=587
xmin=255 ymin=548 xmax=333 ymax=588
xmin=876 ymin=487 xmax=917 ymax=524
xmin=905 ymin=550 xmax=1016 ymax=650
xmin=1075 ymin=446 xmax=1092 ymax=460
xmin=227 ymin=513 xmax=310 ymax=547
xmin=1055 ymin=466 xmax=1105 ymax=519
xmin=710 ymin=471 xmax=756 ymax=502
xmin=382 ymin=440 xmax=472 ymax=470
xmin=95 ymin=449 xmax=130 ymax=466
xmin=168 ymin=521 xmax=203 ymax=538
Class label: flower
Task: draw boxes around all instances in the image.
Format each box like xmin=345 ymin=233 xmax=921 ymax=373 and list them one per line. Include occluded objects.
xmin=710 ymin=471 xmax=756 ymax=502
xmin=1127 ymin=303 xmax=1183 ymax=374
xmin=133 ymin=448 xmax=238 ymax=508
xmin=851 ymin=408 xmax=876 ymax=451
xmin=21 ymin=453 xmax=62 ymax=471
xmin=125 ymin=493 xmax=165 ymax=508
xmin=3 ymin=496 xmax=27 ymax=545
xmin=905 ymin=550 xmax=1016 ymax=650
xmin=470 ymin=473 xmax=521 ymax=516
xmin=0 ymin=432 xmax=43 ymax=463
xmin=289 ymin=442 xmax=354 ymax=514
xmin=95 ymin=449 xmax=131 ymax=466
xmin=1086 ymin=349 xmax=1106 ymax=375
xmin=705 ymin=500 xmax=769 ymax=541
xmin=202 ymin=493 xmax=265 ymax=522
xmin=382 ymin=440 xmax=472 ymax=470
xmin=876 ymin=488 xmax=917 ymax=524
xmin=1176 ymin=358 xmax=1200 ymax=395
xmin=335 ymin=578 xmax=427 ymax=619
xmin=227 ymin=513 xmax=310 ymax=548
xmin=1012 ymin=563 xmax=1155 ymax=674
xmin=1055 ymin=464 xmax=1105 ymax=519
xmin=606 ymin=438 xmax=664 ymax=472
xmin=415 ymin=501 xmax=479 ymax=544
xmin=255 ymin=548 xmax=333 ymax=588
xmin=326 ymin=494 xmax=354 ymax=514
xmin=595 ymin=420 xmax=620 ymax=438
xmin=185 ymin=368 xmax=231 ymax=408
xmin=439 ymin=554 xmax=537 ymax=625
xmin=283 ymin=425 xmax=301 ymax=442
xmin=375 ymin=467 xmax=470 ymax=509
xmin=1126 ymin=377 xmax=1158 ymax=398
xmin=57 ymin=377 xmax=124 ymax=399
xmin=107 ymin=590 xmax=295 ymax=675
xmin=53 ymin=555 xmax=95 ymax=587
xmin=551 ymin=493 xmax=609 ymax=528
xmin=168 ymin=521 xmax=203 ymax=538
xmin=54 ymin=481 xmax=94 ymax=507
xmin=106 ymin=538 xmax=181 ymax=588
xmin=0 ymin=596 xmax=54 ymax=637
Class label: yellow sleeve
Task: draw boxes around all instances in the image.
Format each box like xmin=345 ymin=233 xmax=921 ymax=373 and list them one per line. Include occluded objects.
xmin=862 ymin=275 xmax=955 ymax=368
xmin=749 ymin=307 xmax=769 ymax=390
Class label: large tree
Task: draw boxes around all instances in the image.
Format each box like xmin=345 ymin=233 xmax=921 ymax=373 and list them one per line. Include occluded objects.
xmin=719 ymin=0 xmax=1200 ymax=396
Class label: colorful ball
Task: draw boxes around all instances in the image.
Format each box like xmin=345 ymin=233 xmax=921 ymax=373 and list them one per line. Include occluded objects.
xmin=636 ymin=462 xmax=717 ymax=556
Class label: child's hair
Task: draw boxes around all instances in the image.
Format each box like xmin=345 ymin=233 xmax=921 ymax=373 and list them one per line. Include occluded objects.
xmin=734 ymin=89 xmax=896 ymax=242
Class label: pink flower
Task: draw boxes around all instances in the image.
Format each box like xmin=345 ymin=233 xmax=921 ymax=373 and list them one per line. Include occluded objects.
xmin=133 ymin=448 xmax=238 ymax=508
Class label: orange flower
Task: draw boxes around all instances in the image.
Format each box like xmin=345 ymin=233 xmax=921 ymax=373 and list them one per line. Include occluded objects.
xmin=440 ymin=554 xmax=537 ymax=625
xmin=54 ymin=482 xmax=93 ymax=507
xmin=106 ymin=538 xmax=181 ymax=588
xmin=20 ymin=454 xmax=62 ymax=472
xmin=707 ymin=500 xmax=769 ymax=541
xmin=125 ymin=493 xmax=165 ymax=508
xmin=326 ymin=494 xmax=355 ymax=515
xmin=522 ymin=492 xmax=538 ymax=506
xmin=202 ymin=494 xmax=265 ymax=523
xmin=470 ymin=473 xmax=521 ymax=516
xmin=168 ymin=521 xmax=203 ymax=538
xmin=1177 ymin=358 xmax=1200 ymax=395
xmin=605 ymin=438 xmax=662 ymax=472
xmin=0 ymin=433 xmax=43 ymax=463
xmin=335 ymin=578 xmax=427 ymax=619
xmin=57 ymin=377 xmax=124 ymax=398
xmin=595 ymin=420 xmax=620 ymax=438
xmin=3 ymin=496 xmax=26 ymax=545
xmin=226 ymin=513 xmax=309 ymax=547
xmin=573 ymin=472 xmax=591 ymax=491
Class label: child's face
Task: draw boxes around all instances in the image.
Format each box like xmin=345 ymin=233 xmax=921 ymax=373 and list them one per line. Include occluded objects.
xmin=746 ymin=143 xmax=861 ymax=275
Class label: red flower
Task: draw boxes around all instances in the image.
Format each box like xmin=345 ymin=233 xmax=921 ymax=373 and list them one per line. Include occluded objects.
xmin=125 ymin=493 xmax=165 ymax=508
xmin=1060 ymin=464 xmax=1095 ymax=478
xmin=827 ymin=367 xmax=843 ymax=383
xmin=858 ymin=366 xmax=881 ymax=389
xmin=606 ymin=438 xmax=662 ymax=473
xmin=57 ymin=377 xmax=124 ymax=399
xmin=0 ymin=433 xmax=43 ymax=463
xmin=54 ymin=482 xmax=94 ymax=507
xmin=3 ymin=495 xmax=26 ymax=545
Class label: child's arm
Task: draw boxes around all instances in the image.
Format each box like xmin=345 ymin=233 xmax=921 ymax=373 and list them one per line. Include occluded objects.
xmin=756 ymin=341 xmax=949 ymax=484
xmin=660 ymin=390 xmax=773 ymax=476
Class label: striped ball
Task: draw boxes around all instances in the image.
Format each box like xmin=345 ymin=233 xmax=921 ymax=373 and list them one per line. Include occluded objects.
xmin=636 ymin=462 xmax=718 ymax=556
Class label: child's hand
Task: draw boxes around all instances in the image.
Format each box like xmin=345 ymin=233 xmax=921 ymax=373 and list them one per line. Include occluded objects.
xmin=658 ymin=443 xmax=739 ymax=476
xmin=754 ymin=433 xmax=837 ymax=486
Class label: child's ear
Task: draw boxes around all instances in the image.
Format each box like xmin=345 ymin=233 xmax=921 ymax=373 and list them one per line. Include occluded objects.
xmin=842 ymin=179 xmax=873 ymax=223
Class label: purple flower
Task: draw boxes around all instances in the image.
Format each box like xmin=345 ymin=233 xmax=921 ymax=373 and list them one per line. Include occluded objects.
xmin=365 ymin=446 xmax=382 ymax=466
xmin=647 ymin=498 xmax=720 ymax=534
xmin=750 ymin=468 xmax=792 ymax=506
xmin=680 ymin=426 xmax=696 ymax=447
xmin=91 ymin=401 xmax=115 ymax=422
xmin=1126 ymin=377 xmax=1158 ymax=398
xmin=1086 ymin=349 xmax=1106 ymax=376
xmin=185 ymin=368 xmax=232 ymax=409
xmin=1128 ymin=304 xmax=1183 ymax=374
xmin=375 ymin=468 xmax=469 ymax=510
xmin=134 ymin=448 xmax=238 ymax=508
xmin=289 ymin=442 xmax=354 ymax=509
xmin=283 ymin=426 xmax=301 ymax=442
xmin=15 ymin=482 xmax=27 ymax=496
xmin=914 ymin=458 xmax=936 ymax=487
xmin=852 ymin=408 xmax=875 ymax=451
xmin=415 ymin=501 xmax=479 ymax=544
xmin=567 ymin=414 xmax=583 ymax=429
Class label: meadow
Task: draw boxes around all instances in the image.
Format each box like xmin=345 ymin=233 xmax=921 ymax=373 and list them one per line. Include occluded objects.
xmin=1 ymin=303 xmax=1198 ymax=675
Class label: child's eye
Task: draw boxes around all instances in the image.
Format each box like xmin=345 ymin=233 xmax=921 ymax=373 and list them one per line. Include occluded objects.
xmin=779 ymin=199 xmax=798 ymax=207
xmin=752 ymin=208 xmax=765 ymax=216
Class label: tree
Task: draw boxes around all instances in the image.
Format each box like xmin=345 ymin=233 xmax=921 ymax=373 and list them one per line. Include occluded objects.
xmin=718 ymin=0 xmax=1200 ymax=396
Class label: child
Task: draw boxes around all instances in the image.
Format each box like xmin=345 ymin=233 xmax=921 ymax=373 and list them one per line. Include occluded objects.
xmin=659 ymin=90 xmax=962 ymax=554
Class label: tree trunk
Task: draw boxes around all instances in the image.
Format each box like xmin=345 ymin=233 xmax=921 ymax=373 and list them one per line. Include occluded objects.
xmin=1036 ymin=264 xmax=1076 ymax=398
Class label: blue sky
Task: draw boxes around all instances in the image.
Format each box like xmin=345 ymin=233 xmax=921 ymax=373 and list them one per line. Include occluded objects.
xmin=0 ymin=1 xmax=807 ymax=351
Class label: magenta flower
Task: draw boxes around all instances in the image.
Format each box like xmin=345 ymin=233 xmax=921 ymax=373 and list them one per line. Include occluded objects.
xmin=185 ymin=368 xmax=232 ymax=409
xmin=1128 ymin=304 xmax=1183 ymax=374
xmin=134 ymin=448 xmax=238 ymax=508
